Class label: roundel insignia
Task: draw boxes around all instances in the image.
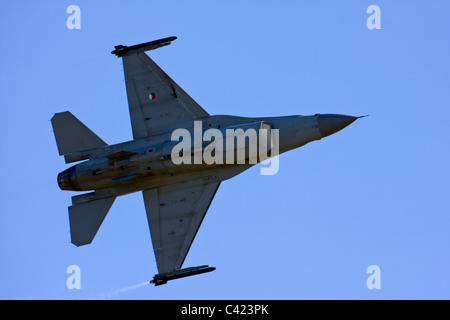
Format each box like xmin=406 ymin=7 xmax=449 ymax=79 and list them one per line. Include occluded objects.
xmin=149 ymin=92 xmax=156 ymax=101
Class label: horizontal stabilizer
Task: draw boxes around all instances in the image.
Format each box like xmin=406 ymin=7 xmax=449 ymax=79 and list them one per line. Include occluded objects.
xmin=69 ymin=196 xmax=116 ymax=246
xmin=51 ymin=111 xmax=107 ymax=156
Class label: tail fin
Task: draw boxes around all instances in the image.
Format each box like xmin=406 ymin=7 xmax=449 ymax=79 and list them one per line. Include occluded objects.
xmin=51 ymin=111 xmax=107 ymax=156
xmin=69 ymin=196 xmax=116 ymax=246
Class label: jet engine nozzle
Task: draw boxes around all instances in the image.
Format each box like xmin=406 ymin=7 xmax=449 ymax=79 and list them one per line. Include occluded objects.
xmin=57 ymin=165 xmax=80 ymax=191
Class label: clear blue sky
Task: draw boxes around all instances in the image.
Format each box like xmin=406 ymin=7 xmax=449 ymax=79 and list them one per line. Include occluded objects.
xmin=1 ymin=1 xmax=449 ymax=299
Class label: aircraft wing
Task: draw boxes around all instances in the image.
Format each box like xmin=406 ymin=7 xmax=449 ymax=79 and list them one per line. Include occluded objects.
xmin=142 ymin=180 xmax=220 ymax=273
xmin=115 ymin=37 xmax=210 ymax=139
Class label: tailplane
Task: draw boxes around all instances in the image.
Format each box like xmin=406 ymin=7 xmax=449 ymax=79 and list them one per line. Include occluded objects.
xmin=69 ymin=196 xmax=116 ymax=246
xmin=51 ymin=111 xmax=107 ymax=157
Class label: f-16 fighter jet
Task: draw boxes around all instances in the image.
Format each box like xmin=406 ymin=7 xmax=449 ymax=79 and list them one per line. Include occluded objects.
xmin=52 ymin=37 xmax=363 ymax=285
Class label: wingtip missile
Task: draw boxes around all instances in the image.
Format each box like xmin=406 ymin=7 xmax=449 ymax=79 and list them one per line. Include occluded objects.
xmin=112 ymin=36 xmax=177 ymax=57
xmin=150 ymin=265 xmax=216 ymax=286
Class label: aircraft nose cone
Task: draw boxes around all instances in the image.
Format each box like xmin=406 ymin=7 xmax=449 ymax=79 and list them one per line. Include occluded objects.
xmin=318 ymin=114 xmax=358 ymax=138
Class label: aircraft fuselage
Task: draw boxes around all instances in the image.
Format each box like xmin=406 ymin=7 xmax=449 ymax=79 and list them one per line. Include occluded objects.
xmin=58 ymin=114 xmax=356 ymax=197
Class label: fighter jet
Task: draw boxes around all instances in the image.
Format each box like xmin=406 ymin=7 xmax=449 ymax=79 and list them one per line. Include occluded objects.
xmin=52 ymin=37 xmax=363 ymax=286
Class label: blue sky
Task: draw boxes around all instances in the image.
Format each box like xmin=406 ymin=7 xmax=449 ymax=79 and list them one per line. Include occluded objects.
xmin=1 ymin=1 xmax=449 ymax=299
